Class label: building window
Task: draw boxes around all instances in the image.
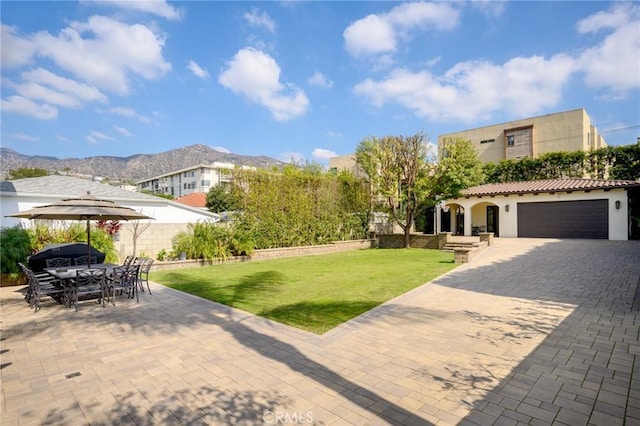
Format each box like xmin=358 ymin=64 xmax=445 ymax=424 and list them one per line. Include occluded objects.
xmin=202 ymin=180 xmax=210 ymax=186
xmin=480 ymin=139 xmax=495 ymax=144
xmin=507 ymin=135 xmax=515 ymax=146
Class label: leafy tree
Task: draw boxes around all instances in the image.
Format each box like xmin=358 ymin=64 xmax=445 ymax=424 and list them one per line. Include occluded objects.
xmin=7 ymin=167 xmax=49 ymax=180
xmin=435 ymin=137 xmax=485 ymax=201
xmin=206 ymin=184 xmax=242 ymax=213
xmin=356 ymin=134 xmax=482 ymax=248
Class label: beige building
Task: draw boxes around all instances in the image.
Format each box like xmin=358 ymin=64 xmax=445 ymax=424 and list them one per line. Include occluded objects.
xmin=328 ymin=154 xmax=360 ymax=176
xmin=437 ymin=108 xmax=607 ymax=163
xmin=136 ymin=162 xmax=253 ymax=198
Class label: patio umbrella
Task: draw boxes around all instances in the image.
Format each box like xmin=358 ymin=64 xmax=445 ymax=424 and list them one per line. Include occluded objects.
xmin=6 ymin=192 xmax=153 ymax=266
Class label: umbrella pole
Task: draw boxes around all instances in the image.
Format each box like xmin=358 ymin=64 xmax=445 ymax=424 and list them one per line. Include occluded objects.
xmin=86 ymin=220 xmax=91 ymax=267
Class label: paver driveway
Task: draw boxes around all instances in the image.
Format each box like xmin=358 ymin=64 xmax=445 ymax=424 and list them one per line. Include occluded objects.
xmin=1 ymin=238 xmax=639 ymax=425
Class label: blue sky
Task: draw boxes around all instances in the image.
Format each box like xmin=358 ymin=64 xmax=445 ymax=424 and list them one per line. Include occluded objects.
xmin=1 ymin=1 xmax=639 ymax=165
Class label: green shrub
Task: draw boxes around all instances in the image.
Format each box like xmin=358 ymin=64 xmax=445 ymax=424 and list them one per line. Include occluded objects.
xmin=0 ymin=226 xmax=32 ymax=277
xmin=156 ymin=249 xmax=168 ymax=261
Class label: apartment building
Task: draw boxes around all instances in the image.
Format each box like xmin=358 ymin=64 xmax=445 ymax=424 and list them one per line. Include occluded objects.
xmin=136 ymin=162 xmax=251 ymax=198
xmin=437 ymin=108 xmax=607 ymax=163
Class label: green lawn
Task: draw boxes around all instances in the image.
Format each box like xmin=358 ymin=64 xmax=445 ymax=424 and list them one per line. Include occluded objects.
xmin=150 ymin=248 xmax=457 ymax=334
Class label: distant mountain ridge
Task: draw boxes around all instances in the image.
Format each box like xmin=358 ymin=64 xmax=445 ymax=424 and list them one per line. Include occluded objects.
xmin=0 ymin=144 xmax=284 ymax=182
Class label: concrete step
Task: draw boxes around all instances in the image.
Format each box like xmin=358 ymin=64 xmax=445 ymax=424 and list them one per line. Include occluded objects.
xmin=442 ymin=241 xmax=488 ymax=253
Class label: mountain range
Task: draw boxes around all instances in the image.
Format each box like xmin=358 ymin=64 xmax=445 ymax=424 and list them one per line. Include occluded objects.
xmin=0 ymin=144 xmax=284 ymax=182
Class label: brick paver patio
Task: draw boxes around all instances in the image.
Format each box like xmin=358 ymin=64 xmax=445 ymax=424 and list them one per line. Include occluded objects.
xmin=1 ymin=238 xmax=639 ymax=425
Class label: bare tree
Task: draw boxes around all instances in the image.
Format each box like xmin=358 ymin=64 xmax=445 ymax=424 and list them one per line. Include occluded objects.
xmin=126 ymin=211 xmax=153 ymax=256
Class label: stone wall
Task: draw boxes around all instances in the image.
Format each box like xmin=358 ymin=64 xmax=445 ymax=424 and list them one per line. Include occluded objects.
xmin=377 ymin=233 xmax=450 ymax=249
xmin=150 ymin=239 xmax=374 ymax=271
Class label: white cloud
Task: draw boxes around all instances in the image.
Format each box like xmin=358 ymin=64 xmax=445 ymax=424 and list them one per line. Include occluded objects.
xmin=1 ymin=96 xmax=57 ymax=120
xmin=1 ymin=25 xmax=37 ymax=68
xmin=386 ymin=2 xmax=460 ymax=30
xmin=352 ymin=3 xmax=639 ymax=123
xmin=86 ymin=130 xmax=116 ymax=145
xmin=56 ymin=135 xmax=72 ymax=143
xmin=103 ymin=106 xmax=151 ymax=124
xmin=218 ymin=47 xmax=309 ymax=121
xmin=470 ymin=0 xmax=507 ymax=18
xmin=575 ymin=3 xmax=640 ymax=92
xmin=308 ymin=71 xmax=334 ymax=88
xmin=344 ymin=2 xmax=459 ymax=59
xmin=83 ymin=0 xmax=184 ymax=21
xmin=8 ymin=132 xmax=39 ymax=142
xmin=16 ymin=68 xmax=107 ymax=108
xmin=326 ymin=131 xmax=343 ymax=138
xmin=187 ymin=60 xmax=210 ymax=79
xmin=279 ymin=151 xmax=305 ymax=164
xmin=17 ymin=16 xmax=172 ymax=95
xmin=211 ymin=146 xmax=232 ymax=153
xmin=243 ymin=8 xmax=277 ymax=33
xmin=576 ymin=3 xmax=632 ymax=34
xmin=344 ymin=14 xmax=396 ymax=58
xmin=312 ymin=148 xmax=337 ymax=160
xmin=113 ymin=126 xmax=132 ymax=137
xmin=354 ymin=53 xmax=574 ymax=123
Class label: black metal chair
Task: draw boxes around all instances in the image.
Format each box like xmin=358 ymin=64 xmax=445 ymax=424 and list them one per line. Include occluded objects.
xmin=19 ymin=263 xmax=65 ymax=312
xmin=137 ymin=258 xmax=154 ymax=294
xmin=73 ymin=256 xmax=90 ymax=266
xmin=46 ymin=257 xmax=72 ymax=268
xmin=107 ymin=264 xmax=140 ymax=306
xmin=72 ymin=269 xmax=107 ymax=311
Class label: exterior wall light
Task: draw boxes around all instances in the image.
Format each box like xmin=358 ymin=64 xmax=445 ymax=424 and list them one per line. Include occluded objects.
xmin=505 ymin=204 xmax=510 ymax=212
xmin=615 ymin=200 xmax=621 ymax=210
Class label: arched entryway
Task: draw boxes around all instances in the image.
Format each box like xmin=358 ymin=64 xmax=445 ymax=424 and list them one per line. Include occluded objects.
xmin=470 ymin=201 xmax=500 ymax=237
xmin=442 ymin=203 xmax=465 ymax=235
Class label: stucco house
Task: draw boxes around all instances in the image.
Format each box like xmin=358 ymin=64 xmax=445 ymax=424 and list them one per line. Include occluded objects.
xmin=437 ymin=108 xmax=607 ymax=163
xmin=441 ymin=178 xmax=640 ymax=240
xmin=1 ymin=175 xmax=220 ymax=259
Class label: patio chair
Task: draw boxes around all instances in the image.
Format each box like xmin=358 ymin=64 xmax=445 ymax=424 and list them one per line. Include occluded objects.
xmin=46 ymin=257 xmax=72 ymax=268
xmin=19 ymin=263 xmax=65 ymax=312
xmin=19 ymin=262 xmax=61 ymax=303
xmin=107 ymin=264 xmax=140 ymax=306
xmin=122 ymin=255 xmax=135 ymax=266
xmin=72 ymin=269 xmax=107 ymax=311
xmin=73 ymin=256 xmax=90 ymax=266
xmin=137 ymin=258 xmax=153 ymax=294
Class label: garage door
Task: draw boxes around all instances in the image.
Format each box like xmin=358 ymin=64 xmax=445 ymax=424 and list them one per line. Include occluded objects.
xmin=517 ymin=199 xmax=608 ymax=239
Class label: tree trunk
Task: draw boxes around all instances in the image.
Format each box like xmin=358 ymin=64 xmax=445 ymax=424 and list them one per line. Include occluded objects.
xmin=404 ymin=226 xmax=411 ymax=248
xmin=404 ymin=205 xmax=412 ymax=248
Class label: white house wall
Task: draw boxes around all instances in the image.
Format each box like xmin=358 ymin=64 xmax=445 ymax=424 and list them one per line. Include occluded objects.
xmin=447 ymin=189 xmax=629 ymax=241
xmin=0 ymin=194 xmax=217 ymax=229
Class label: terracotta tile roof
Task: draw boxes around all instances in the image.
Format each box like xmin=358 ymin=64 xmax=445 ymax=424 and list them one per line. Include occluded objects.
xmin=174 ymin=192 xmax=207 ymax=208
xmin=458 ymin=178 xmax=640 ymax=198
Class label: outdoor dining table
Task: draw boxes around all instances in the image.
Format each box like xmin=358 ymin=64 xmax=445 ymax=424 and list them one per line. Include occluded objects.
xmin=43 ymin=263 xmax=119 ymax=281
xmin=43 ymin=263 xmax=120 ymax=308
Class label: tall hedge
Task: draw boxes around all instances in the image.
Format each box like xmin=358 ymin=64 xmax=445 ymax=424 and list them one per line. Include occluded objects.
xmin=232 ymin=165 xmax=370 ymax=249
xmin=483 ymin=143 xmax=640 ymax=183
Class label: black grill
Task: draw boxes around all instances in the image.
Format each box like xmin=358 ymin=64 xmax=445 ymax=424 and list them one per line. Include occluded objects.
xmin=28 ymin=243 xmax=106 ymax=272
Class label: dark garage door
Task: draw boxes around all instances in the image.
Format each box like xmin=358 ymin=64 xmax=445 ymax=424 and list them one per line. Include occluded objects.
xmin=517 ymin=199 xmax=608 ymax=239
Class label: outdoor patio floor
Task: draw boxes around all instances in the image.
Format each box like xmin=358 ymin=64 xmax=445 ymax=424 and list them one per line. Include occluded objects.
xmin=2 ymin=238 xmax=639 ymax=425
